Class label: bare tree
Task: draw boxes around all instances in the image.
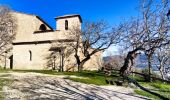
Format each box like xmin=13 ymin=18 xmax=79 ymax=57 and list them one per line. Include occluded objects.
xmin=117 ymin=1 xmax=170 ymax=97
xmin=119 ymin=0 xmax=170 ymax=82
xmin=68 ymin=21 xmax=123 ymax=72
xmin=0 ymin=6 xmax=16 ymax=69
xmin=140 ymin=0 xmax=169 ymax=81
xmin=154 ymin=46 xmax=170 ymax=80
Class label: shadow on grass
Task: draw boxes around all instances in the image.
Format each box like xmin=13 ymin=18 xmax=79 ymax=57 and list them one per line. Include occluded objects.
xmin=125 ymin=76 xmax=169 ymax=100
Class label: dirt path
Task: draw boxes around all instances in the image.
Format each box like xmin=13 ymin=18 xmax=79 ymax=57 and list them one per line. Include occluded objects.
xmin=0 ymin=72 xmax=150 ymax=100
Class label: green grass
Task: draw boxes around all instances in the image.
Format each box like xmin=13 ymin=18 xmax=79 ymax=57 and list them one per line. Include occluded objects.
xmin=68 ymin=76 xmax=108 ymax=85
xmin=134 ymin=82 xmax=170 ymax=100
xmin=135 ymin=89 xmax=160 ymax=100
xmin=0 ymin=67 xmax=11 ymax=73
xmin=60 ymin=71 xmax=116 ymax=85
xmin=129 ymin=75 xmax=145 ymax=82
xmin=13 ymin=69 xmax=59 ymax=75
xmin=135 ymin=89 xmax=170 ymax=100
xmin=139 ymin=82 xmax=170 ymax=90
xmin=0 ymin=69 xmax=115 ymax=85
xmin=128 ymin=73 xmax=170 ymax=99
xmin=14 ymin=70 xmax=101 ymax=76
xmin=151 ymin=83 xmax=170 ymax=91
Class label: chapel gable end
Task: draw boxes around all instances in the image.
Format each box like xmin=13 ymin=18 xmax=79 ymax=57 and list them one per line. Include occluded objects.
xmin=35 ymin=16 xmax=53 ymax=32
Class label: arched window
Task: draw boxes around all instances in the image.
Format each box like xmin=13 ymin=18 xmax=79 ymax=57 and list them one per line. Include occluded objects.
xmin=39 ymin=24 xmax=47 ymax=31
xmin=29 ymin=50 xmax=32 ymax=61
xmin=65 ymin=20 xmax=68 ymax=30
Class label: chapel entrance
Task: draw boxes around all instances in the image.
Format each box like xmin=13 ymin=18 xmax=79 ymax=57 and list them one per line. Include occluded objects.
xmin=9 ymin=55 xmax=13 ymax=69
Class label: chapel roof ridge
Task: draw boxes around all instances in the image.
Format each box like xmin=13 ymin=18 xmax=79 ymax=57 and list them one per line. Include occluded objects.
xmin=55 ymin=14 xmax=80 ymax=18
xmin=55 ymin=14 xmax=82 ymax=23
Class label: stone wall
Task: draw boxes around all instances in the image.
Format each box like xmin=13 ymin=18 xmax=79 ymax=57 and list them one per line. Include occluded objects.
xmin=12 ymin=42 xmax=78 ymax=70
xmin=13 ymin=43 xmax=51 ymax=69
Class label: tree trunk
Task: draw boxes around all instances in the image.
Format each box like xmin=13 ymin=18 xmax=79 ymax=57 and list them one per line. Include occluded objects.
xmin=61 ymin=53 xmax=64 ymax=72
xmin=160 ymin=70 xmax=165 ymax=80
xmin=159 ymin=64 xmax=165 ymax=80
xmin=77 ymin=56 xmax=90 ymax=72
xmin=4 ymin=55 xmax=6 ymax=69
xmin=78 ymin=63 xmax=81 ymax=72
xmin=120 ymin=47 xmax=143 ymax=76
xmin=147 ymin=54 xmax=152 ymax=82
xmin=78 ymin=63 xmax=84 ymax=72
xmin=75 ymin=54 xmax=81 ymax=72
xmin=53 ymin=58 xmax=56 ymax=70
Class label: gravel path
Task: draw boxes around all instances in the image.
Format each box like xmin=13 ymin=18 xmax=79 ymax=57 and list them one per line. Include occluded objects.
xmin=0 ymin=72 xmax=150 ymax=100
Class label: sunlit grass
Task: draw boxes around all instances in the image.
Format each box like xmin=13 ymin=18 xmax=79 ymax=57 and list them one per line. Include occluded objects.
xmin=135 ymin=89 xmax=160 ymax=100
xmin=134 ymin=82 xmax=170 ymax=100
xmin=0 ymin=68 xmax=117 ymax=85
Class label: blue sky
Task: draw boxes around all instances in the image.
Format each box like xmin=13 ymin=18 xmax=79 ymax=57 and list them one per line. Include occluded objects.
xmin=0 ymin=0 xmax=139 ymax=29
xmin=0 ymin=0 xmax=140 ymax=56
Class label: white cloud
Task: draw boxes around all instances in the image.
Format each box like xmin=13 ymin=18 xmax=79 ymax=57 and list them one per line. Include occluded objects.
xmin=102 ymin=45 xmax=119 ymax=57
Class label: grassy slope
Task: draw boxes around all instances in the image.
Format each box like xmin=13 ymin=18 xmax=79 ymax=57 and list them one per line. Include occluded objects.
xmin=134 ymin=82 xmax=170 ymax=100
xmin=129 ymin=75 xmax=170 ymax=99
xmin=14 ymin=70 xmax=115 ymax=85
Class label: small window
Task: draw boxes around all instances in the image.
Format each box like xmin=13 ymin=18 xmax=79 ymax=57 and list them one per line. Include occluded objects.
xmin=39 ymin=24 xmax=47 ymax=31
xmin=65 ymin=20 xmax=68 ymax=30
xmin=29 ymin=50 xmax=32 ymax=61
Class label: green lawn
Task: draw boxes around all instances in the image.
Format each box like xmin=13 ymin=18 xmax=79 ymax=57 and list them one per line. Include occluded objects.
xmin=0 ymin=67 xmax=11 ymax=73
xmin=0 ymin=68 xmax=118 ymax=85
xmin=128 ymin=73 xmax=170 ymax=99
xmin=134 ymin=82 xmax=170 ymax=100
xmin=14 ymin=70 xmax=117 ymax=85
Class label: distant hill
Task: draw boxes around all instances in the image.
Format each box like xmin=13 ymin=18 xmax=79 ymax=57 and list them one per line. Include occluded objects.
xmin=103 ymin=54 xmax=159 ymax=71
xmin=103 ymin=55 xmax=124 ymax=61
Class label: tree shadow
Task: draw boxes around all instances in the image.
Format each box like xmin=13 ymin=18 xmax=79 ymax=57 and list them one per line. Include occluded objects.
xmin=149 ymin=88 xmax=170 ymax=93
xmin=5 ymin=75 xmax=150 ymax=100
xmin=125 ymin=76 xmax=169 ymax=100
